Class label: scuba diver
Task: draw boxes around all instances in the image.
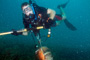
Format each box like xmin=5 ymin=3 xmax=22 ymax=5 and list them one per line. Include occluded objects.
xmin=12 ymin=0 xmax=76 ymax=47
xmin=11 ymin=0 xmax=77 ymax=60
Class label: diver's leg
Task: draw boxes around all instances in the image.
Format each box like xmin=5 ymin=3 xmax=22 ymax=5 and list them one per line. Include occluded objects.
xmin=59 ymin=7 xmax=66 ymax=20
xmin=57 ymin=1 xmax=77 ymax=31
xmin=55 ymin=7 xmax=66 ymax=26
xmin=57 ymin=0 xmax=70 ymax=20
xmin=55 ymin=6 xmax=67 ymax=26
xmin=55 ymin=0 xmax=69 ymax=26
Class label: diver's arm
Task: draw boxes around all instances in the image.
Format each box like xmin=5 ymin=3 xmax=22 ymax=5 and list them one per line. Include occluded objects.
xmin=47 ymin=8 xmax=56 ymax=20
xmin=45 ymin=9 xmax=56 ymax=29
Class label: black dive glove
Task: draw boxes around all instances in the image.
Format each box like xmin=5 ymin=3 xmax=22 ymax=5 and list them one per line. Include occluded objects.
xmin=45 ymin=19 xmax=55 ymax=29
xmin=11 ymin=29 xmax=22 ymax=36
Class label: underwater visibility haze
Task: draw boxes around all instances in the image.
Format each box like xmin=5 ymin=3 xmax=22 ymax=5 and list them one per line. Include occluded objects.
xmin=0 ymin=0 xmax=90 ymax=60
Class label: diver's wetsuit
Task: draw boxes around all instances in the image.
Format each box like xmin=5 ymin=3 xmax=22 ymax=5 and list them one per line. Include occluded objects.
xmin=23 ymin=4 xmax=49 ymax=37
xmin=23 ymin=4 xmax=62 ymax=37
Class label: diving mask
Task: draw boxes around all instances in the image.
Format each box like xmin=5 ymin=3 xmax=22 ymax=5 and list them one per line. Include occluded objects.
xmin=23 ymin=5 xmax=33 ymax=15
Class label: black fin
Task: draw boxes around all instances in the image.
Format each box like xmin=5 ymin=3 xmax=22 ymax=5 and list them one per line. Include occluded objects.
xmin=57 ymin=0 xmax=69 ymax=9
xmin=64 ymin=19 xmax=77 ymax=31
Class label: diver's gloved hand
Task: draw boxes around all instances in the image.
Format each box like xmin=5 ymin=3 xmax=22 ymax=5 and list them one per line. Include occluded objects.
xmin=11 ymin=29 xmax=22 ymax=36
xmin=45 ymin=19 xmax=55 ymax=29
